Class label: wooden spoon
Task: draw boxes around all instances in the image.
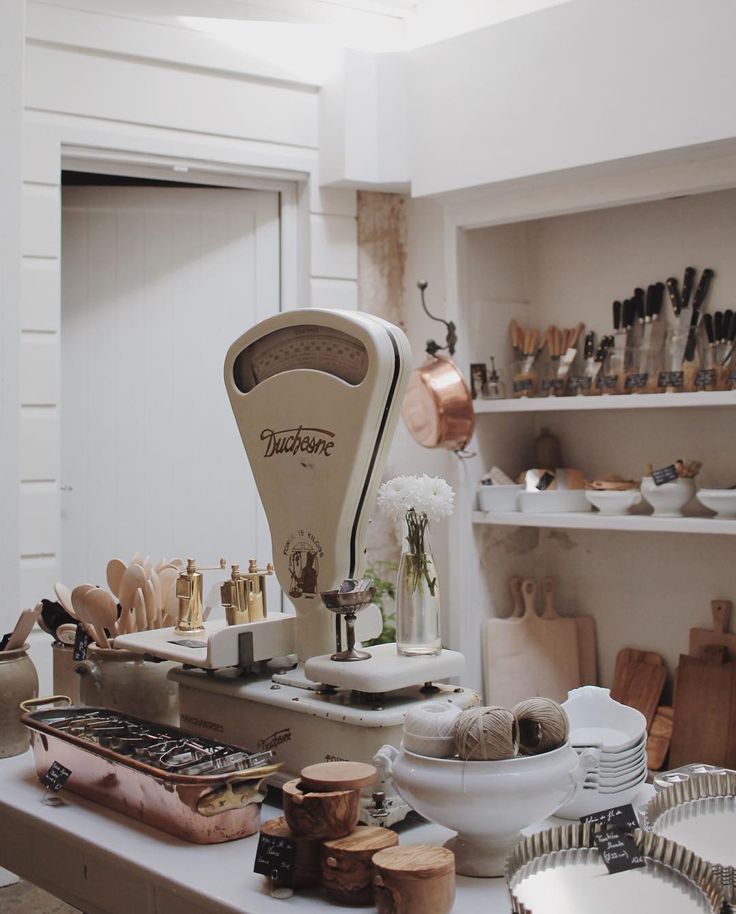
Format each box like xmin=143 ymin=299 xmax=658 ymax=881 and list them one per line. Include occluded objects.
xmin=119 ymin=563 xmax=146 ymax=616
xmin=133 ymin=587 xmax=147 ymax=632
xmin=84 ymin=588 xmax=118 ymax=644
xmin=106 ymin=559 xmax=127 ymax=598
xmin=142 ymin=579 xmax=157 ymax=630
xmin=54 ymin=582 xmax=77 ymax=620
xmin=149 ymin=568 xmax=162 ymax=628
xmin=72 ymin=583 xmax=108 ymax=647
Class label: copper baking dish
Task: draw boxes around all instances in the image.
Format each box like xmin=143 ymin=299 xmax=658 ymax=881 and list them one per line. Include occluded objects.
xmin=21 ymin=697 xmax=280 ymax=843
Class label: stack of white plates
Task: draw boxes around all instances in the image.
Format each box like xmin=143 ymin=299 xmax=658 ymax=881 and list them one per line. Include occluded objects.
xmin=557 ymin=686 xmax=648 ymax=819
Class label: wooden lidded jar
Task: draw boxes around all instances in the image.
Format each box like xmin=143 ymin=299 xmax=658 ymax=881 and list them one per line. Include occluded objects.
xmin=321 ymin=825 xmax=399 ymax=905
xmin=282 ymin=779 xmax=361 ymax=840
xmin=372 ymin=845 xmax=455 ymax=914
xmin=259 ymin=817 xmax=321 ymax=890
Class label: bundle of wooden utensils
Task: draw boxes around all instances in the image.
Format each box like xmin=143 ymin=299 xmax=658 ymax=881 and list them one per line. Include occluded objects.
xmin=259 ymin=761 xmax=455 ymax=914
xmin=52 ymin=554 xmax=188 ymax=648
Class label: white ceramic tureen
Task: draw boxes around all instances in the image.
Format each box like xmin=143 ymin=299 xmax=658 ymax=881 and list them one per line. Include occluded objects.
xmin=374 ymin=741 xmax=595 ymax=877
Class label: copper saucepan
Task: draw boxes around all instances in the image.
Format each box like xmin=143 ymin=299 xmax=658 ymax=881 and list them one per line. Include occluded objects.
xmin=401 ymin=282 xmax=475 ymax=453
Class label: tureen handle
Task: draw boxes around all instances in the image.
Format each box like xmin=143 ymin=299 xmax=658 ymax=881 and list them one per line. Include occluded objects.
xmin=373 ymin=744 xmax=399 ymax=782
xmin=568 ymin=746 xmax=600 ymax=798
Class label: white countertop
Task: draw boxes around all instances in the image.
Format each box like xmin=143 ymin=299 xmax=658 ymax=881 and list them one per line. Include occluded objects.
xmin=0 ymin=752 xmax=511 ymax=914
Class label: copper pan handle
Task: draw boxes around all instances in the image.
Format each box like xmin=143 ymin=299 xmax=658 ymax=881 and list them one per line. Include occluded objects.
xmin=20 ymin=694 xmax=72 ymax=713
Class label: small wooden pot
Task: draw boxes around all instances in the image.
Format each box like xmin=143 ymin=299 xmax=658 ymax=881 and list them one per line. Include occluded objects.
xmin=373 ymin=845 xmax=455 ymax=914
xmin=282 ymin=779 xmax=360 ymax=840
xmin=321 ymin=825 xmax=399 ymax=905
xmin=260 ymin=816 xmax=321 ymax=890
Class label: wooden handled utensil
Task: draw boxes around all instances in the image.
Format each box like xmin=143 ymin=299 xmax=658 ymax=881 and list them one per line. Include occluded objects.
xmin=133 ymin=588 xmax=147 ymax=632
xmin=71 ymin=583 xmax=109 ymax=648
xmin=3 ymin=605 xmax=42 ymax=651
xmin=84 ymin=588 xmax=119 ymax=644
xmin=106 ymin=559 xmax=127 ymax=598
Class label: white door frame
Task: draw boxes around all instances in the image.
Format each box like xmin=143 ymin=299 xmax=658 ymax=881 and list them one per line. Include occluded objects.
xmin=60 ymin=145 xmax=308 ymax=314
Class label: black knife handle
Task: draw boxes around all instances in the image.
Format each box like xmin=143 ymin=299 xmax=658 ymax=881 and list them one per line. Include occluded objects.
xmin=634 ymin=288 xmax=645 ymax=322
xmin=681 ymin=266 xmax=696 ymax=309
xmin=613 ymin=300 xmax=622 ymax=331
xmin=665 ymin=278 xmax=681 ymax=316
xmin=725 ymin=309 xmax=735 ymax=342
xmin=692 ymin=268 xmax=714 ymax=313
xmin=645 ymin=284 xmax=656 ymax=319
xmin=714 ymin=311 xmax=724 ymax=342
xmin=583 ymin=331 xmax=595 ymax=359
xmin=654 ymin=282 xmax=665 ymax=317
xmin=703 ymin=312 xmax=715 ymax=344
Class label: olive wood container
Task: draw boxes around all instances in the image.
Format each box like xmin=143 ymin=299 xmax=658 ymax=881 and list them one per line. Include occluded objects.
xmin=260 ymin=816 xmax=321 ymax=890
xmin=373 ymin=845 xmax=456 ymax=914
xmin=282 ymin=778 xmax=360 ymax=840
xmin=321 ymin=825 xmax=399 ymax=904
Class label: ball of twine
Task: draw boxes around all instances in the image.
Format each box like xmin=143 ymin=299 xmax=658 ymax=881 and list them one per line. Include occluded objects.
xmin=453 ymin=706 xmax=519 ymax=761
xmin=403 ymin=702 xmax=461 ymax=758
xmin=513 ymin=698 xmax=569 ymax=755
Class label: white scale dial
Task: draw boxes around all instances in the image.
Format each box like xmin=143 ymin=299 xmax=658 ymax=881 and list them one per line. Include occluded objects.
xmin=233 ymin=325 xmax=369 ymax=392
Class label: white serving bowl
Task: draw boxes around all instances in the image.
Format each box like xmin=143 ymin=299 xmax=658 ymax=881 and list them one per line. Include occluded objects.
xmin=696 ymin=488 xmax=736 ymax=518
xmin=640 ymin=476 xmax=696 ymax=517
xmin=374 ymin=741 xmax=594 ymax=877
xmin=563 ymin=687 xmax=646 ymax=753
xmin=557 ymin=776 xmax=646 ymax=819
xmin=519 ymin=490 xmax=590 ymax=514
xmin=477 ymin=484 xmax=523 ymax=513
xmin=584 ymin=489 xmax=642 ymax=515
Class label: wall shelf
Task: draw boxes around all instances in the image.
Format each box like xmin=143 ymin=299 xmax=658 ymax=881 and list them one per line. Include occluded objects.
xmin=472 ymin=510 xmax=736 ymax=535
xmin=474 ymin=391 xmax=736 ymax=414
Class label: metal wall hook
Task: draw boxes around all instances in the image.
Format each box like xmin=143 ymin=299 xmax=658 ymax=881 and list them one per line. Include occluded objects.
xmin=418 ymin=280 xmax=457 ymax=356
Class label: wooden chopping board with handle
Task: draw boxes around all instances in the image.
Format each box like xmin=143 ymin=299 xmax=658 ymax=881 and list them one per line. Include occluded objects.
xmin=669 ymin=648 xmax=736 ymax=768
xmin=611 ymin=648 xmax=667 ymax=729
xmin=689 ymin=600 xmax=736 ymax=660
xmin=482 ymin=578 xmax=581 ymax=707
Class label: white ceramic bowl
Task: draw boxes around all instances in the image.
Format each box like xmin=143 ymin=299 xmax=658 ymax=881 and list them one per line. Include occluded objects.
xmin=640 ymin=476 xmax=696 ymax=517
xmin=374 ymin=741 xmax=594 ymax=877
xmin=563 ymin=687 xmax=646 ymax=753
xmin=477 ymin=484 xmax=523 ymax=513
xmin=556 ymin=776 xmax=646 ymax=819
xmin=519 ymin=490 xmax=590 ymax=514
xmin=696 ymin=488 xmax=736 ymax=518
xmin=585 ymin=489 xmax=642 ymax=515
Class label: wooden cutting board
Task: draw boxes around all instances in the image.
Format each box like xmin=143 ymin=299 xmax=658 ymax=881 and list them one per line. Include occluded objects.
xmin=669 ymin=651 xmax=736 ymax=769
xmin=611 ymin=648 xmax=666 ymax=729
xmin=646 ymin=706 xmax=673 ymax=771
xmin=689 ymin=600 xmax=736 ymax=660
xmin=483 ymin=578 xmax=581 ymax=707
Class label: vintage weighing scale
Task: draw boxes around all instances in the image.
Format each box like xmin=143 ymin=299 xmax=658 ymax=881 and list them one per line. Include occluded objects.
xmin=115 ymin=309 xmax=478 ymax=823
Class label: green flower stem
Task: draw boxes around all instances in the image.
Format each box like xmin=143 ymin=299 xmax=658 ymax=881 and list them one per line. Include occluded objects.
xmin=404 ymin=508 xmax=437 ymax=596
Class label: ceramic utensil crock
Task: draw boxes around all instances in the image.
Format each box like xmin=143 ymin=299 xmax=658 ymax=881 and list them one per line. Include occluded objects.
xmin=0 ymin=644 xmax=39 ymax=758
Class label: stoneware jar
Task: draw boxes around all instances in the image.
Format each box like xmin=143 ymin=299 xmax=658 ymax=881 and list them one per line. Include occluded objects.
xmin=0 ymin=644 xmax=39 ymax=758
xmin=75 ymin=646 xmax=179 ymax=726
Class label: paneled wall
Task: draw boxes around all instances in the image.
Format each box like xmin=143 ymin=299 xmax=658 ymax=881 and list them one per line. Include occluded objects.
xmin=14 ymin=1 xmax=361 ymax=622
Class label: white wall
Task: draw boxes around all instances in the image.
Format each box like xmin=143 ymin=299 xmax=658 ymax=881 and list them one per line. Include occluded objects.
xmin=0 ymin=1 xmax=24 ymax=627
xmin=407 ymin=0 xmax=736 ymax=198
xmin=15 ymin=1 xmax=366 ymax=628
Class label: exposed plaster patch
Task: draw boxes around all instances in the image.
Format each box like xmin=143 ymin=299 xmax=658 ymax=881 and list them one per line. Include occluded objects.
xmin=357 ymin=191 xmax=407 ymax=328
xmin=477 ymin=525 xmax=540 ymax=562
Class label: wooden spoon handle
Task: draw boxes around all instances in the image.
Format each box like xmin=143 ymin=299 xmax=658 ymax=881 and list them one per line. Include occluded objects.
xmin=521 ymin=579 xmax=537 ymax=618
xmin=541 ymin=577 xmax=558 ymax=619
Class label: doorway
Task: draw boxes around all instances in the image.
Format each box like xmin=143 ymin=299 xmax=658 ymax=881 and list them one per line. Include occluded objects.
xmin=60 ymin=181 xmax=280 ymax=597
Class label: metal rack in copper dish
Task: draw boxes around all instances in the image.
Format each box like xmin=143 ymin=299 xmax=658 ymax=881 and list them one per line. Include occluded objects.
xmin=21 ymin=697 xmax=281 ymax=843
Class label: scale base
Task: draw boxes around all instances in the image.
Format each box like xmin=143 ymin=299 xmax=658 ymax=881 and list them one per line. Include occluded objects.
xmin=170 ymin=666 xmax=480 ymax=825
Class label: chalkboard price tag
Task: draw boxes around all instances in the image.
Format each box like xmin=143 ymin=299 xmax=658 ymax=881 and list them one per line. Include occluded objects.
xmin=513 ymin=377 xmax=533 ymax=394
xmin=73 ymin=625 xmax=92 ymax=661
xmin=581 ymin=803 xmax=639 ymax=831
xmin=652 ymin=464 xmax=679 ymax=486
xmin=41 ymin=761 xmax=72 ymax=793
xmin=596 ymin=374 xmax=619 ymax=390
xmin=624 ymin=372 xmax=648 ymax=391
xmin=657 ymin=370 xmax=684 ymax=389
xmin=568 ymin=376 xmax=592 ymax=391
xmin=694 ymin=368 xmax=716 ymax=390
xmin=594 ymin=830 xmax=646 ymax=875
xmin=167 ymin=639 xmax=208 ymax=649
xmin=253 ymin=833 xmax=297 ymax=882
